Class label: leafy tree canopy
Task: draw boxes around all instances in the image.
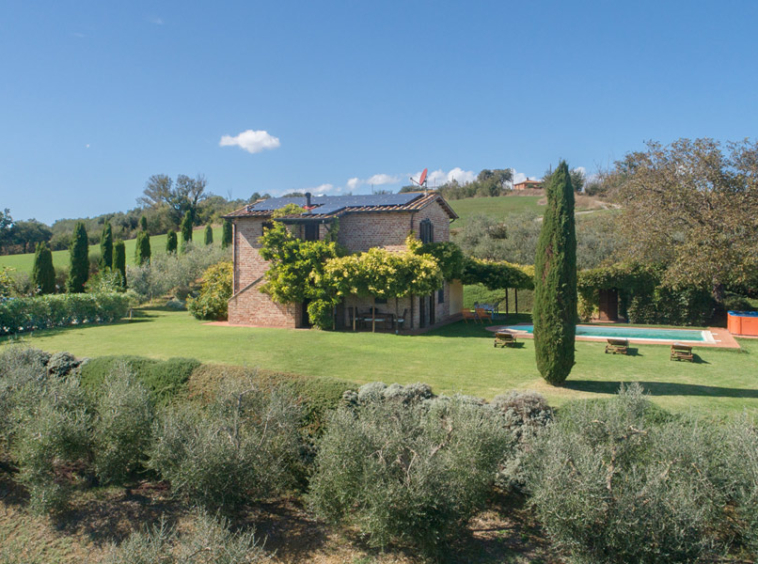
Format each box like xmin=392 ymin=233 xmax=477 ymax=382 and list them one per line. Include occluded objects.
xmin=606 ymin=138 xmax=758 ymax=297
xmin=138 ymin=173 xmax=208 ymax=224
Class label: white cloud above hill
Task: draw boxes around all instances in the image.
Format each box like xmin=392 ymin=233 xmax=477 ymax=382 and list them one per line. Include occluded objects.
xmin=219 ymin=129 xmax=281 ymax=154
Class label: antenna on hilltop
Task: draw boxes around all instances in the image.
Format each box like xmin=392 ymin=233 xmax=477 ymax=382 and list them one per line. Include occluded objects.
xmin=409 ymin=168 xmax=429 ymax=194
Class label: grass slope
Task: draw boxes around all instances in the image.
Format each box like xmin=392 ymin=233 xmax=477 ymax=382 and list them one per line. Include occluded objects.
xmin=0 ymin=226 xmax=222 ymax=274
xmin=449 ymin=195 xmax=544 ymax=227
xmin=447 ymin=193 xmax=605 ymax=228
xmin=5 ymin=307 xmax=758 ymax=416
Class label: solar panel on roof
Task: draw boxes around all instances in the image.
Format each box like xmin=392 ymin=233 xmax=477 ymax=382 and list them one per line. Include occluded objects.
xmin=312 ymin=193 xmax=421 ymax=206
xmin=250 ymin=197 xmax=308 ymax=211
xmin=250 ymin=193 xmax=423 ymax=215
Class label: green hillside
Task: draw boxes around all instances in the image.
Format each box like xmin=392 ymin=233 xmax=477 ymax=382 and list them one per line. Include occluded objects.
xmin=449 ymin=195 xmax=544 ymax=227
xmin=0 ymin=226 xmax=222 ymax=275
xmin=448 ymin=193 xmax=606 ymax=228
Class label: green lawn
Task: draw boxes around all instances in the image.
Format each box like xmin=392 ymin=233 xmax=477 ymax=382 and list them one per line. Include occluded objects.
xmin=4 ymin=307 xmax=758 ymax=416
xmin=0 ymin=226 xmax=222 ymax=275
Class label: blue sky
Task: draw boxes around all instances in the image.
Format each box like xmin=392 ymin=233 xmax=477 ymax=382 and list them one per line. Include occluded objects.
xmin=1 ymin=1 xmax=757 ymax=224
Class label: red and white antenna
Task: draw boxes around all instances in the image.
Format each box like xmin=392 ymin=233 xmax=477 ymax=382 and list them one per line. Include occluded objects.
xmin=409 ymin=168 xmax=429 ymax=193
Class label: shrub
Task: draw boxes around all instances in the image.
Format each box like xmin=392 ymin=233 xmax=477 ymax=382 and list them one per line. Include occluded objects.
xmin=0 ymin=347 xmax=51 ymax=445
xmin=491 ymin=391 xmax=553 ymax=489
xmin=103 ymin=511 xmax=269 ymax=564
xmin=9 ymin=375 xmax=92 ymax=513
xmin=100 ymin=221 xmax=113 ymax=269
xmin=93 ymin=364 xmax=155 ymax=485
xmin=308 ymin=392 xmax=513 ymax=555
xmin=533 ymin=161 xmax=577 ymax=385
xmin=86 ymin=267 xmax=125 ymax=293
xmin=31 ymin=242 xmax=56 ymax=295
xmin=0 ymin=292 xmax=130 ymax=336
xmin=187 ymin=364 xmax=350 ymax=436
xmin=221 ymin=219 xmax=232 ymax=249
xmin=724 ymin=416 xmax=758 ymax=554
xmin=126 ymin=244 xmax=229 ymax=303
xmin=523 ymin=384 xmax=724 ymax=564
xmin=80 ymin=356 xmax=200 ymax=404
xmin=187 ymin=262 xmax=232 ymax=320
xmin=147 ymin=376 xmax=302 ymax=511
xmin=180 ymin=211 xmax=193 ymax=251
xmin=204 ymin=224 xmax=213 ymax=245
xmin=113 ymin=240 xmax=127 ymax=289
xmin=46 ymin=351 xmax=82 ymax=378
xmin=135 ymin=231 xmax=151 ymax=266
xmin=166 ymin=230 xmax=178 ymax=254
xmin=66 ymin=222 xmax=89 ymax=293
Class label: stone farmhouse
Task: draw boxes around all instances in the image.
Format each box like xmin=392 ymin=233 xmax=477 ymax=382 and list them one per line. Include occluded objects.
xmin=224 ymin=192 xmax=463 ymax=330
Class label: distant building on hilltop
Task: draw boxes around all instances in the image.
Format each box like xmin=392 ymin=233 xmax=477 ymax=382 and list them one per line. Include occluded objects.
xmin=513 ymin=179 xmax=543 ymax=190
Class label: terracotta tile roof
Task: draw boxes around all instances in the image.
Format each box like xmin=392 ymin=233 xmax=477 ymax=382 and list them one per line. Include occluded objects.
xmin=223 ymin=192 xmax=458 ymax=221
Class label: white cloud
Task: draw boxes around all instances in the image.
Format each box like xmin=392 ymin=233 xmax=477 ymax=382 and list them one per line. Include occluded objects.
xmin=345 ymin=173 xmax=400 ymax=190
xmin=311 ymin=183 xmax=336 ymax=195
xmin=418 ymin=167 xmax=477 ymax=187
xmin=346 ymin=177 xmax=360 ymax=190
xmin=512 ymin=169 xmax=541 ymax=184
xmin=366 ymin=173 xmax=400 ymax=185
xmin=219 ymin=130 xmax=280 ymax=154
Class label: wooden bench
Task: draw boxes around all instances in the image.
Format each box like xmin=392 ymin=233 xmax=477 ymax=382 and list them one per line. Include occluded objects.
xmin=605 ymin=338 xmax=629 ymax=355
xmin=670 ymin=343 xmax=694 ymax=362
xmin=494 ymin=332 xmax=517 ymax=348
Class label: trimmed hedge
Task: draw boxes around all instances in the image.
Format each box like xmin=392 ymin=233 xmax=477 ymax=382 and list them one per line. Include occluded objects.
xmin=187 ymin=363 xmax=352 ymax=434
xmin=80 ymin=356 xmax=201 ymax=404
xmin=0 ymin=293 xmax=130 ymax=336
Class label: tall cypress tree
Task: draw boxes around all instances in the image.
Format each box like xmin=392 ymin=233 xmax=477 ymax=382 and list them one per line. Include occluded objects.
xmin=66 ymin=222 xmax=89 ymax=293
xmin=180 ymin=210 xmax=193 ymax=253
xmin=221 ymin=219 xmax=232 ymax=249
xmin=203 ymin=224 xmax=213 ymax=245
xmin=32 ymin=242 xmax=56 ymax=294
xmin=533 ymin=161 xmax=577 ymax=386
xmin=113 ymin=239 xmax=127 ymax=288
xmin=100 ymin=221 xmax=113 ymax=269
xmin=166 ymin=230 xmax=178 ymax=254
xmin=135 ymin=231 xmax=151 ymax=265
xmin=139 ymin=216 xmax=148 ymax=233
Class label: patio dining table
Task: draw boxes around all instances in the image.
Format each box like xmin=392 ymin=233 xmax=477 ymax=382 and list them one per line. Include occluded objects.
xmin=361 ymin=311 xmax=395 ymax=330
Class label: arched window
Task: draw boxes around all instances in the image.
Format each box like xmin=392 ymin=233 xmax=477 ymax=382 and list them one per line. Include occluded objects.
xmin=419 ymin=219 xmax=434 ymax=244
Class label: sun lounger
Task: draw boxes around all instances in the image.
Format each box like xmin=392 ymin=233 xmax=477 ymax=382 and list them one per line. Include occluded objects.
xmin=670 ymin=343 xmax=694 ymax=362
xmin=494 ymin=332 xmax=517 ymax=348
xmin=605 ymin=338 xmax=629 ymax=355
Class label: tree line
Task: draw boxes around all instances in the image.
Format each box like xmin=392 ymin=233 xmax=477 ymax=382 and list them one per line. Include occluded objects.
xmin=25 ymin=213 xmax=232 ymax=296
xmin=0 ymin=174 xmax=249 ymax=256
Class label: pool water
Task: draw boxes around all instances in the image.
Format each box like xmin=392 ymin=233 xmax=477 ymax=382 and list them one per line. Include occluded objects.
xmin=503 ymin=324 xmax=712 ymax=343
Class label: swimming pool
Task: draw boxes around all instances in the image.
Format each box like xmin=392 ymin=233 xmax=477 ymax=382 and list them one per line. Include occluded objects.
xmin=501 ymin=324 xmax=714 ymax=343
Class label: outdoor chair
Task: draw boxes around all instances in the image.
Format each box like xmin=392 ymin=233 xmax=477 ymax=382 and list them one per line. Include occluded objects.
xmin=605 ymin=338 xmax=629 ymax=355
xmin=670 ymin=343 xmax=694 ymax=362
xmin=396 ymin=309 xmax=408 ymax=330
xmin=462 ymin=310 xmax=479 ymax=324
xmin=494 ymin=331 xmax=517 ymax=348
